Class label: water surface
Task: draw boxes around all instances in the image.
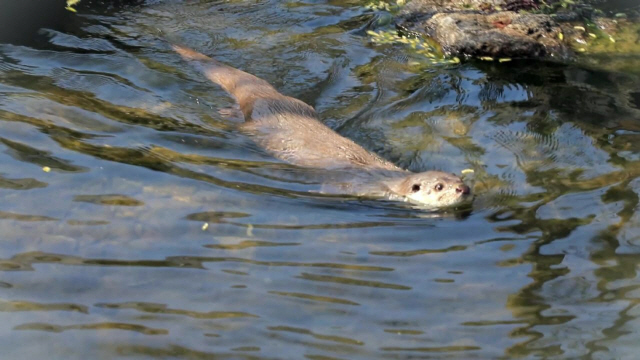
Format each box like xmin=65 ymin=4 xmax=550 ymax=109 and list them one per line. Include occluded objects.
xmin=1 ymin=0 xmax=640 ymax=358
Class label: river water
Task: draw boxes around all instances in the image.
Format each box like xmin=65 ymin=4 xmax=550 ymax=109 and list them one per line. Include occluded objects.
xmin=1 ymin=0 xmax=639 ymax=359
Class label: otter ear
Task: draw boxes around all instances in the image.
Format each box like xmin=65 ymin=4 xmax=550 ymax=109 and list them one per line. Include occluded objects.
xmin=411 ymin=184 xmax=421 ymax=193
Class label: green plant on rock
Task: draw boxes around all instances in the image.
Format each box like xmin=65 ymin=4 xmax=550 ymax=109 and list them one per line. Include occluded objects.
xmin=66 ymin=0 xmax=81 ymax=12
xmin=366 ymin=29 xmax=460 ymax=65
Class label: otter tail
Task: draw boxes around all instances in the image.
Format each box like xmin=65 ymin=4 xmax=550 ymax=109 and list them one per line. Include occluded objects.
xmin=172 ymin=44 xmax=279 ymax=117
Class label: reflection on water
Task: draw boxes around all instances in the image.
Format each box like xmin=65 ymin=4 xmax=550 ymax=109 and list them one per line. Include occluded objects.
xmin=0 ymin=0 xmax=639 ymax=359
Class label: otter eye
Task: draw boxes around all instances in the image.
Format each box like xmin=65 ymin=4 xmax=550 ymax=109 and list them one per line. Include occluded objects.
xmin=434 ymin=183 xmax=444 ymax=191
xmin=411 ymin=184 xmax=421 ymax=193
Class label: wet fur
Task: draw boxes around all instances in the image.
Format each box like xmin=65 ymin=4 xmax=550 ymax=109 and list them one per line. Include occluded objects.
xmin=173 ymin=44 xmax=402 ymax=171
xmin=172 ymin=44 xmax=470 ymax=207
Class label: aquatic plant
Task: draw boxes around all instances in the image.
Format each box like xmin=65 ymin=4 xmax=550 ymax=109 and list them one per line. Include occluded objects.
xmin=364 ymin=0 xmax=461 ymax=65
xmin=364 ymin=0 xmax=406 ymax=13
xmin=366 ymin=29 xmax=461 ymax=65
xmin=66 ymin=0 xmax=81 ymax=12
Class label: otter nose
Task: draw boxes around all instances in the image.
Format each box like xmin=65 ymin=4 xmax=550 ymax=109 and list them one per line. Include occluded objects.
xmin=456 ymin=184 xmax=471 ymax=195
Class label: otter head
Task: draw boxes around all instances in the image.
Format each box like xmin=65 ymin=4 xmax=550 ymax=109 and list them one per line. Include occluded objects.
xmin=386 ymin=171 xmax=472 ymax=208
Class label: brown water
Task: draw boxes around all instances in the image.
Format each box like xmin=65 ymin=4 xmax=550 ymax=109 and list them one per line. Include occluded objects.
xmin=1 ymin=0 xmax=640 ymax=359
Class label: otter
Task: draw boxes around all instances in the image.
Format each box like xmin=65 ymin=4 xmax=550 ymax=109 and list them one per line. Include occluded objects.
xmin=172 ymin=44 xmax=471 ymax=208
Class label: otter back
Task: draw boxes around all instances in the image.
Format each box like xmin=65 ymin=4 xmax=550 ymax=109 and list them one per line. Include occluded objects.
xmin=172 ymin=44 xmax=402 ymax=172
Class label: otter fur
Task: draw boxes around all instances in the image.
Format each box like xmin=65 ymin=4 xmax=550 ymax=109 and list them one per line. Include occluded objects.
xmin=173 ymin=44 xmax=471 ymax=208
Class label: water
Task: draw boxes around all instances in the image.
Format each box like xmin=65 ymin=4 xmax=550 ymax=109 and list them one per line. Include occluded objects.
xmin=1 ymin=0 xmax=640 ymax=358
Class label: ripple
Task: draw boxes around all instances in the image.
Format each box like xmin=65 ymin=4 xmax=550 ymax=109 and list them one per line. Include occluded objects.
xmin=380 ymin=345 xmax=481 ymax=352
xmin=0 ymin=174 xmax=47 ymax=190
xmin=232 ymin=346 xmax=261 ymax=352
xmin=491 ymin=129 xmax=559 ymax=171
xmin=0 ymin=260 xmax=32 ymax=271
xmin=116 ymin=344 xmax=273 ymax=359
xmin=186 ymin=211 xmax=250 ymax=222
xmin=95 ymin=302 xmax=258 ymax=320
xmin=73 ymin=194 xmax=144 ymax=206
xmin=296 ymin=273 xmax=411 ymax=290
xmin=0 ymin=211 xmax=57 ymax=222
xmin=370 ymin=245 xmax=467 ymax=257
xmin=188 ymin=210 xmax=399 ymax=231
xmin=221 ymin=269 xmax=249 ymax=276
xmin=0 ymin=251 xmax=394 ymax=272
xmin=14 ymin=322 xmax=168 ymax=335
xmin=45 ymin=29 xmax=119 ymax=53
xmin=66 ymin=219 xmax=110 ymax=226
xmin=268 ymin=291 xmax=359 ymax=306
xmin=383 ymin=329 xmax=424 ymax=335
xmin=0 ymin=137 xmax=87 ymax=172
xmin=0 ymin=300 xmax=87 ymax=313
xmin=0 ymin=0 xmax=638 ymax=358
xmin=269 ymin=326 xmax=364 ymax=346
xmin=0 ymin=83 xmax=35 ymax=94
xmin=205 ymin=240 xmax=300 ymax=250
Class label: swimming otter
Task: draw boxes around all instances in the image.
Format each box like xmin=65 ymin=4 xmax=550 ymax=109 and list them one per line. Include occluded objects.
xmin=172 ymin=44 xmax=471 ymax=208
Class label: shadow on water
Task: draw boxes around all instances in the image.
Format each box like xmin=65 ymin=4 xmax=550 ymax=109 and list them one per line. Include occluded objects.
xmin=0 ymin=0 xmax=146 ymax=46
xmin=0 ymin=0 xmax=639 ymax=359
xmin=0 ymin=0 xmax=70 ymax=46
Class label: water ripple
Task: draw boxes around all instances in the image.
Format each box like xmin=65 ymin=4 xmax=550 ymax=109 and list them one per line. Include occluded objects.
xmin=15 ymin=322 xmax=168 ymax=335
xmin=95 ymin=302 xmax=258 ymax=320
xmin=296 ymin=273 xmax=410 ymax=290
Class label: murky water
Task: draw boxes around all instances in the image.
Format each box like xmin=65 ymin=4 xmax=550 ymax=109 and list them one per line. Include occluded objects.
xmin=1 ymin=0 xmax=640 ymax=358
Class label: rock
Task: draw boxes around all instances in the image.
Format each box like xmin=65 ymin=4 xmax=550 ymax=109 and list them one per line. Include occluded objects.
xmin=393 ymin=0 xmax=640 ymax=64
xmin=396 ymin=0 xmax=576 ymax=59
xmin=412 ymin=11 xmax=571 ymax=59
xmin=399 ymin=0 xmax=507 ymax=16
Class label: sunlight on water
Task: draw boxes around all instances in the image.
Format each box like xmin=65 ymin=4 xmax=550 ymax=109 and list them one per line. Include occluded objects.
xmin=0 ymin=0 xmax=639 ymax=359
